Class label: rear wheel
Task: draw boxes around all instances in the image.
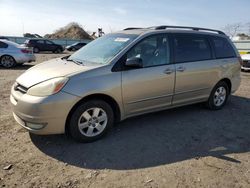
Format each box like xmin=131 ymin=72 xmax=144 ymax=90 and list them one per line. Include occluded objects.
xmin=69 ymin=100 xmax=114 ymax=142
xmin=206 ymin=81 xmax=229 ymax=110
xmin=33 ymin=47 xmax=39 ymax=53
xmin=0 ymin=55 xmax=16 ymax=68
xmin=54 ymin=48 xmax=62 ymax=53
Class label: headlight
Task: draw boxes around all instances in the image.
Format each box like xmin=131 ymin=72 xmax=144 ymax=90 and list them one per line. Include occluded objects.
xmin=27 ymin=77 xmax=69 ymax=96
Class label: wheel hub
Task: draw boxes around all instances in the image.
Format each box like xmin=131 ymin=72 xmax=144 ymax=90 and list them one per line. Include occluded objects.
xmin=78 ymin=107 xmax=108 ymax=137
xmin=88 ymin=117 xmax=99 ymax=127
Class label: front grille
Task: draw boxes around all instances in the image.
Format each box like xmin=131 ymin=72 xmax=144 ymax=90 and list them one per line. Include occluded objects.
xmin=14 ymin=83 xmax=28 ymax=94
xmin=242 ymin=60 xmax=250 ymax=68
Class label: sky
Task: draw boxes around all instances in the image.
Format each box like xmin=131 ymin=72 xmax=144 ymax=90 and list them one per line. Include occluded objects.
xmin=0 ymin=0 xmax=249 ymax=36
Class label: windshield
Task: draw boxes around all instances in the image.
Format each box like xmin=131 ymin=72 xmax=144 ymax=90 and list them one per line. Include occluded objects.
xmin=68 ymin=33 xmax=138 ymax=65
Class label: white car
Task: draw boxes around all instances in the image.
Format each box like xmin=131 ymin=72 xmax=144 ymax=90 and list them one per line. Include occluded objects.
xmin=0 ymin=39 xmax=35 ymax=68
xmin=241 ymin=54 xmax=250 ymax=71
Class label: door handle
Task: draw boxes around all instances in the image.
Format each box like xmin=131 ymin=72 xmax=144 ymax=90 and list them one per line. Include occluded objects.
xmin=164 ymin=68 xmax=174 ymax=74
xmin=177 ymin=66 xmax=186 ymax=72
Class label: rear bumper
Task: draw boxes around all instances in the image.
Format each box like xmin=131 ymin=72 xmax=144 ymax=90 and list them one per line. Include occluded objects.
xmin=10 ymin=86 xmax=80 ymax=135
xmin=15 ymin=54 xmax=36 ymax=64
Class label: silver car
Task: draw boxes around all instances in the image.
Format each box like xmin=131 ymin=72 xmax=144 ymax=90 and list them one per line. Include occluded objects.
xmin=241 ymin=53 xmax=250 ymax=71
xmin=0 ymin=40 xmax=35 ymax=68
xmin=10 ymin=26 xmax=241 ymax=142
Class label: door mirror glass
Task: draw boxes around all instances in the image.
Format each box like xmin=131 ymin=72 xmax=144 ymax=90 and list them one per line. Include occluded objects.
xmin=125 ymin=57 xmax=143 ymax=68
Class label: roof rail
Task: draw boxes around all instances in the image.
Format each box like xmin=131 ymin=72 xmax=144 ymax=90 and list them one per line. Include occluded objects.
xmin=123 ymin=27 xmax=144 ymax=31
xmin=153 ymin=25 xmax=225 ymax=35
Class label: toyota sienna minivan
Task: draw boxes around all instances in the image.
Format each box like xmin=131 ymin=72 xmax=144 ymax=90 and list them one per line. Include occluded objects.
xmin=10 ymin=26 xmax=241 ymax=142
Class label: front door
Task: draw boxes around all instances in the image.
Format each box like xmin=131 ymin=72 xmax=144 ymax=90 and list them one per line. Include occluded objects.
xmin=122 ymin=34 xmax=175 ymax=116
xmin=45 ymin=40 xmax=55 ymax=51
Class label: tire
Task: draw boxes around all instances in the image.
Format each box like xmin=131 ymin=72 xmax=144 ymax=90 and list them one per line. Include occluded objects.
xmin=54 ymin=48 xmax=62 ymax=53
xmin=71 ymin=47 xmax=76 ymax=51
xmin=0 ymin=55 xmax=16 ymax=68
xmin=206 ymin=81 xmax=229 ymax=110
xmin=33 ymin=47 xmax=39 ymax=53
xmin=69 ymin=100 xmax=114 ymax=142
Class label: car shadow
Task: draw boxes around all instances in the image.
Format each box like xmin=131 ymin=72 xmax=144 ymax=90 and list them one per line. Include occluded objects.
xmin=30 ymin=95 xmax=250 ymax=170
xmin=35 ymin=51 xmax=69 ymax=54
xmin=0 ymin=64 xmax=34 ymax=70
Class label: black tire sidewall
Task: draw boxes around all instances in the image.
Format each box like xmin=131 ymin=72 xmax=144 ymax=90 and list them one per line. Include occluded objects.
xmin=54 ymin=48 xmax=62 ymax=53
xmin=69 ymin=100 xmax=114 ymax=142
xmin=207 ymin=82 xmax=229 ymax=110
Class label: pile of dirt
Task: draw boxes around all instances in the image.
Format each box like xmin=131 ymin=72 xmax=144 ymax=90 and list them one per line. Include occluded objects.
xmin=44 ymin=22 xmax=93 ymax=40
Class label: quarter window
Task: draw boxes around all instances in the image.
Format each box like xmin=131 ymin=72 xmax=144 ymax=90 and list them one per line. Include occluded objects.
xmin=211 ymin=37 xmax=236 ymax=59
xmin=127 ymin=34 xmax=170 ymax=67
xmin=174 ymin=34 xmax=212 ymax=63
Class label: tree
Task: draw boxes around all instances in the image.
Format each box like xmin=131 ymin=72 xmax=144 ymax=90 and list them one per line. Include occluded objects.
xmin=222 ymin=23 xmax=242 ymax=38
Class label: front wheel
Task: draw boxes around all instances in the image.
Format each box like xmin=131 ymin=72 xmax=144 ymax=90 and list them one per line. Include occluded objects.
xmin=69 ymin=100 xmax=114 ymax=142
xmin=206 ymin=81 xmax=229 ymax=110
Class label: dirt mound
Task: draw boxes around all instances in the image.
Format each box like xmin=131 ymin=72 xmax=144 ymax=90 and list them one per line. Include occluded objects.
xmin=44 ymin=22 xmax=93 ymax=40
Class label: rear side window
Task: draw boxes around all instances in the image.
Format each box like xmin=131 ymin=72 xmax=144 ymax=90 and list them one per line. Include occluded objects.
xmin=0 ymin=41 xmax=8 ymax=48
xmin=211 ymin=37 xmax=236 ymax=59
xmin=174 ymin=34 xmax=212 ymax=63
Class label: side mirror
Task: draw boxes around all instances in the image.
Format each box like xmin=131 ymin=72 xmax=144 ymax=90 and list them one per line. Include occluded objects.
xmin=125 ymin=57 xmax=143 ymax=68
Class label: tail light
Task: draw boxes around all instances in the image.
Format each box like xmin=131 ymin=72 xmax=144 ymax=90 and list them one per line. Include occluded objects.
xmin=238 ymin=56 xmax=243 ymax=66
xmin=21 ymin=49 xmax=31 ymax=54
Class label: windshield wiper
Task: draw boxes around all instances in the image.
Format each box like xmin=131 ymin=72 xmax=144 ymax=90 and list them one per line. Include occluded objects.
xmin=64 ymin=57 xmax=84 ymax=65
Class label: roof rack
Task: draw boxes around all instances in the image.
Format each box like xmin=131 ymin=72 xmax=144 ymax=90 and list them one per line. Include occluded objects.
xmin=123 ymin=27 xmax=143 ymax=31
xmin=153 ymin=25 xmax=225 ymax=35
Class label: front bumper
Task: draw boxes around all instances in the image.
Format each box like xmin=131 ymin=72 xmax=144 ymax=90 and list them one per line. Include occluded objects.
xmin=241 ymin=66 xmax=250 ymax=70
xmin=241 ymin=60 xmax=250 ymax=70
xmin=10 ymin=86 xmax=80 ymax=135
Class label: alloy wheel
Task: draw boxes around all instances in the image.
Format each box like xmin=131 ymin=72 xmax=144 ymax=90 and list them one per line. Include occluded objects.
xmin=1 ymin=56 xmax=15 ymax=68
xmin=78 ymin=107 xmax=108 ymax=137
xmin=213 ymin=86 xmax=227 ymax=107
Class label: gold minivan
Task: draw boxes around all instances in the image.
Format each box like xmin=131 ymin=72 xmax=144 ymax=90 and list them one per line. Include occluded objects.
xmin=10 ymin=26 xmax=241 ymax=142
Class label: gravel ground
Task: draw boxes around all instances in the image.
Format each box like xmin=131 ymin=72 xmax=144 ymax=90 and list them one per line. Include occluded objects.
xmin=0 ymin=53 xmax=250 ymax=188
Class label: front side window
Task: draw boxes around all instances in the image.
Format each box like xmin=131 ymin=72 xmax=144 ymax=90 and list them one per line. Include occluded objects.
xmin=69 ymin=33 xmax=138 ymax=65
xmin=211 ymin=37 xmax=236 ymax=59
xmin=36 ymin=40 xmax=45 ymax=44
xmin=127 ymin=34 xmax=170 ymax=67
xmin=174 ymin=34 xmax=212 ymax=63
xmin=46 ymin=40 xmax=54 ymax=45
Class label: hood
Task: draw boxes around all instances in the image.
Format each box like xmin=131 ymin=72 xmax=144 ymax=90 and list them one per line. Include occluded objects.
xmin=16 ymin=58 xmax=100 ymax=88
xmin=241 ymin=54 xmax=250 ymax=60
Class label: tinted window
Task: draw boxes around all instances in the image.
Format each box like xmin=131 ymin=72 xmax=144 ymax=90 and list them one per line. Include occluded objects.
xmin=127 ymin=34 xmax=170 ymax=67
xmin=0 ymin=41 xmax=8 ymax=48
xmin=174 ymin=34 xmax=212 ymax=63
xmin=36 ymin=40 xmax=44 ymax=44
xmin=211 ymin=37 xmax=236 ymax=58
xmin=46 ymin=40 xmax=53 ymax=45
